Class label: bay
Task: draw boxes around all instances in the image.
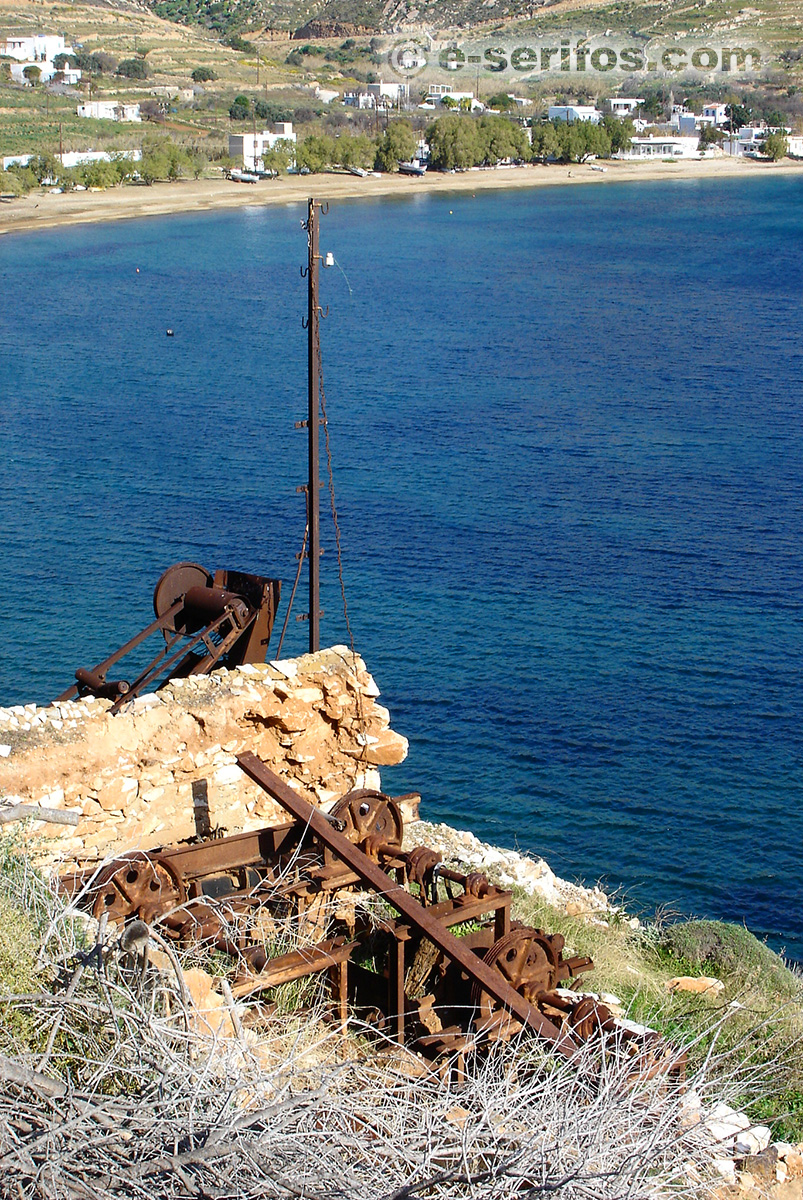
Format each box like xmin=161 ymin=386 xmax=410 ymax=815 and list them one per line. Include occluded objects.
xmin=1 ymin=175 xmax=802 ymax=959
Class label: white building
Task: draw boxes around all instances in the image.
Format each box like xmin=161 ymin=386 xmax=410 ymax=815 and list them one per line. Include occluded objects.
xmin=3 ymin=148 xmax=141 ymax=172
xmin=615 ymin=135 xmax=701 ymax=159
xmin=670 ymin=106 xmax=698 ymax=134
xmin=343 ymin=91 xmax=376 ymax=110
xmin=345 ymin=83 xmax=408 ymax=110
xmin=367 ymin=81 xmax=408 ymax=106
xmin=723 ymin=125 xmax=797 ymax=156
xmin=609 ymin=97 xmax=644 ymax=117
xmin=419 ymin=85 xmax=483 ymax=111
xmin=1 ymin=33 xmax=81 ymax=85
xmin=229 ymin=123 xmax=296 ymax=170
xmin=77 ymin=101 xmax=142 ymax=122
xmin=548 ymin=105 xmax=602 ymax=124
xmin=702 ymin=103 xmax=729 ymax=126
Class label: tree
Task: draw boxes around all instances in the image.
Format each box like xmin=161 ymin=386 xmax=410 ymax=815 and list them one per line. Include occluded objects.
xmin=117 ymin=58 xmax=148 ymax=79
xmin=763 ymin=131 xmax=788 ymax=161
xmin=0 ymin=169 xmax=25 ymax=196
xmin=488 ymin=92 xmax=517 ymax=111
xmin=602 ymin=114 xmax=634 ymax=153
xmin=22 ymin=65 xmax=41 ymax=85
xmin=80 ymin=159 xmax=119 ymax=188
xmin=530 ymin=122 xmax=560 ymax=161
xmin=553 ymin=120 xmax=611 ymax=163
xmin=140 ymin=98 xmax=165 ymax=122
xmin=334 ymin=133 xmax=374 ymax=170
xmin=261 ymin=142 xmax=292 ymax=175
xmin=476 ymin=115 xmax=529 ymax=164
xmin=698 ymin=124 xmax=725 ymax=149
xmin=254 ymin=99 xmax=292 ymax=122
xmin=426 ymin=114 xmax=482 ymax=169
xmin=189 ymin=150 xmax=207 ymax=179
xmin=296 ymin=135 xmax=335 ymax=173
xmin=191 ymin=67 xmax=217 ymax=83
xmin=725 ymin=103 xmax=751 ymax=129
xmin=53 ymin=53 xmax=77 ymax=71
xmin=92 ymin=51 xmax=118 ymax=74
xmin=229 ymin=94 xmax=250 ymax=120
xmin=139 ymin=136 xmax=172 ymax=184
xmin=374 ymin=121 xmax=417 ymax=171
xmin=29 ymin=153 xmax=60 ymax=183
xmin=225 ymin=34 xmax=256 ymax=53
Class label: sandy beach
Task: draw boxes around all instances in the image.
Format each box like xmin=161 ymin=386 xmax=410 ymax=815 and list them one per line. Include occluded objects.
xmin=1 ymin=155 xmax=802 ymax=237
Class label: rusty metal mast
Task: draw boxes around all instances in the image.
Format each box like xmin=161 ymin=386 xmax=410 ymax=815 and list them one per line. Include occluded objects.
xmin=306 ymin=197 xmax=322 ymax=653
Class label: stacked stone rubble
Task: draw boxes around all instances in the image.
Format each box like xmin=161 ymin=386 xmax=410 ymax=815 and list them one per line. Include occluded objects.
xmin=0 ymin=646 xmax=407 ymax=868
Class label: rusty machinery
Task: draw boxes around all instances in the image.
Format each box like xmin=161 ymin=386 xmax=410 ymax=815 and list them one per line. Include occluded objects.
xmin=56 ymin=562 xmax=281 ymax=714
xmin=60 ymin=754 xmax=674 ymax=1076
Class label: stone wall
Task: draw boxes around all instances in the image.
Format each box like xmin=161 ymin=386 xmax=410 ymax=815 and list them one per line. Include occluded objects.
xmin=0 ymin=646 xmax=408 ymax=867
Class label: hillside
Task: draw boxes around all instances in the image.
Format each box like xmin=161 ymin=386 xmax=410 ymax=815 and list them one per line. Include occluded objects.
xmin=2 ymin=0 xmax=803 ymax=48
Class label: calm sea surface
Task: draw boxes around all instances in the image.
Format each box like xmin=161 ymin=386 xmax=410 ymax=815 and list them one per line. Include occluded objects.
xmin=1 ymin=176 xmax=802 ymax=958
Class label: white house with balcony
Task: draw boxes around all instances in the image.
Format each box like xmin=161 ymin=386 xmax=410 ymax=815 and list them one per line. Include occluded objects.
xmin=1 ymin=33 xmax=81 ymax=84
xmin=702 ymin=103 xmax=729 ymax=126
xmin=229 ymin=122 xmax=296 ymax=170
xmin=548 ymin=104 xmax=602 ymax=124
xmin=609 ymin=97 xmax=644 ymax=117
xmin=77 ymin=101 xmax=142 ymax=122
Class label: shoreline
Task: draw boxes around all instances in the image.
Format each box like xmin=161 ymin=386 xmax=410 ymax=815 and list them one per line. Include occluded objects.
xmin=2 ymin=155 xmax=803 ymax=237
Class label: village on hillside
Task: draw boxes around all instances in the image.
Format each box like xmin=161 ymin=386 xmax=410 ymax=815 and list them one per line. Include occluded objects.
xmin=2 ymin=26 xmax=802 ymax=188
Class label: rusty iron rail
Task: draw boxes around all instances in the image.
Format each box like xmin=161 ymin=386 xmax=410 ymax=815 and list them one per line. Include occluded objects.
xmin=236 ymin=752 xmax=579 ymax=1058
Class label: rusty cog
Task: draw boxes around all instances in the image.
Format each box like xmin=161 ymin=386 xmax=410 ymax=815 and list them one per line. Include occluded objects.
xmin=325 ymin=789 xmax=403 ymax=861
xmin=91 ymin=852 xmax=186 ymax=924
xmin=470 ymin=926 xmax=562 ymax=1031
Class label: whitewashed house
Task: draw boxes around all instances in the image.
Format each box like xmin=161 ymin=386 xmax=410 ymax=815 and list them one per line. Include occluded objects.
xmin=1 ymin=33 xmax=81 ymax=84
xmin=343 ymin=91 xmax=376 ymax=110
xmin=723 ymin=125 xmax=797 ymax=156
xmin=367 ymin=81 xmax=408 ymax=107
xmin=77 ymin=101 xmax=142 ymax=122
xmin=702 ymin=103 xmax=729 ymax=126
xmin=609 ymin=97 xmax=644 ymax=117
xmin=548 ymin=104 xmax=602 ymax=124
xmin=419 ymin=85 xmax=483 ymax=111
xmin=615 ymin=135 xmax=701 ymax=159
xmin=229 ymin=122 xmax=296 ymax=170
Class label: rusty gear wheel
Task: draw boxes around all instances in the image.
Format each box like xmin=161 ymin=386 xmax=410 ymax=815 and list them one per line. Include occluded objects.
xmin=325 ymin=789 xmax=404 ymax=861
xmin=91 ymin=852 xmax=186 ymax=924
xmin=470 ymin=926 xmax=563 ymax=1027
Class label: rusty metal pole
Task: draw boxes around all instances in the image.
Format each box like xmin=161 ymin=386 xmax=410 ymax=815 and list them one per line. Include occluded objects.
xmin=307 ymin=198 xmax=321 ymax=653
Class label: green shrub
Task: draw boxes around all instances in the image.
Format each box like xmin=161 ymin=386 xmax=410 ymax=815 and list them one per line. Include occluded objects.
xmin=117 ymin=58 xmax=149 ymax=80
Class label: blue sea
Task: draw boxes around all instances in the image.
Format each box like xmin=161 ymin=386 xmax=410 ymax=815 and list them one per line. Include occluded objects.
xmin=1 ymin=175 xmax=802 ymax=960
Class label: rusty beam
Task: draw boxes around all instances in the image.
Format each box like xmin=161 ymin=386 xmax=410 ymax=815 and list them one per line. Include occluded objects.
xmin=236 ymin=753 xmax=578 ymax=1058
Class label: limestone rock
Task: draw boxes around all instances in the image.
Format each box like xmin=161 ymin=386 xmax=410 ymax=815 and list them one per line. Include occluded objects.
xmin=667 ymin=975 xmax=725 ymax=996
xmin=705 ymin=1102 xmax=751 ymax=1144
xmin=0 ymin=648 xmax=405 ymax=869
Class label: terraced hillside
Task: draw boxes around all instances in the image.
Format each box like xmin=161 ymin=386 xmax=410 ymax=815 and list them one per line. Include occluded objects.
xmin=4 ymin=0 xmax=801 ymax=40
